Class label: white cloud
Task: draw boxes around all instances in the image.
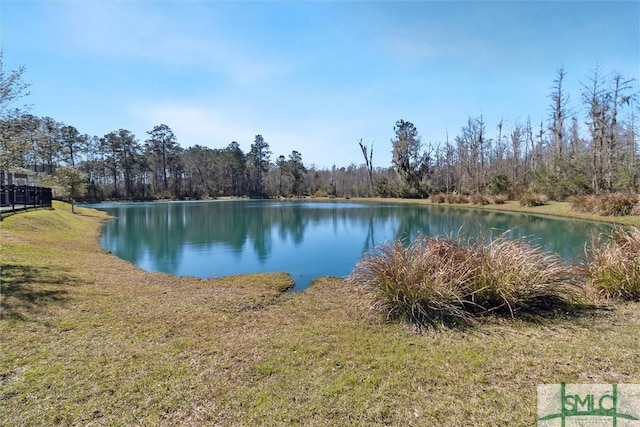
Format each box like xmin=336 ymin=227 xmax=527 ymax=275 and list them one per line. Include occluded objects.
xmin=55 ymin=2 xmax=295 ymax=85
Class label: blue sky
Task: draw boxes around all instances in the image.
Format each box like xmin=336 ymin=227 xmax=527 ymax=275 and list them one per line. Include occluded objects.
xmin=2 ymin=1 xmax=638 ymax=168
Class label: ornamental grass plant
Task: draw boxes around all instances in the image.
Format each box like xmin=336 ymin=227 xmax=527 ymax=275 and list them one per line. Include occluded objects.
xmin=469 ymin=194 xmax=491 ymax=205
xmin=518 ymin=192 xmax=547 ymax=207
xmin=570 ymin=193 xmax=639 ymax=216
xmin=347 ymin=234 xmax=586 ymax=327
xmin=346 ymin=236 xmax=477 ymax=326
xmin=584 ymin=227 xmax=640 ymax=301
xmin=468 ymin=237 xmax=584 ymax=316
xmin=593 ymin=193 xmax=637 ymax=216
xmin=492 ymin=195 xmax=507 ymax=204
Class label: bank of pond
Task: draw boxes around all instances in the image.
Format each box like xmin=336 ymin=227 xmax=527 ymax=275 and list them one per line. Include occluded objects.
xmin=86 ymin=200 xmax=640 ymax=323
xmin=87 ymin=199 xmax=613 ymax=290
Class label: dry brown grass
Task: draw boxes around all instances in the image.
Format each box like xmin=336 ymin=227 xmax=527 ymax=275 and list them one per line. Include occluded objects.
xmin=430 ymin=193 xmax=470 ymax=204
xmin=584 ymin=227 xmax=640 ymax=301
xmin=469 ymin=194 xmax=491 ymax=205
xmin=492 ymin=195 xmax=507 ymax=204
xmin=347 ymin=235 xmax=585 ymax=327
xmin=1 ymin=202 xmax=639 ymax=426
xmin=347 ymin=236 xmax=477 ymax=326
xmin=471 ymin=237 xmax=585 ymax=315
xmin=518 ymin=192 xmax=547 ymax=207
xmin=570 ymin=193 xmax=639 ymax=216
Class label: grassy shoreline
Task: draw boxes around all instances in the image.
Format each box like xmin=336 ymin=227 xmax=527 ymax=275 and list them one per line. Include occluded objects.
xmin=1 ymin=201 xmax=639 ymax=425
xmin=349 ymin=197 xmax=640 ymax=227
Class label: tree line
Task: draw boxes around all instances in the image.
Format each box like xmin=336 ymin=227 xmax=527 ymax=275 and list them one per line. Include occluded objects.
xmin=384 ymin=68 xmax=638 ymax=200
xmin=1 ymin=54 xmax=638 ymax=201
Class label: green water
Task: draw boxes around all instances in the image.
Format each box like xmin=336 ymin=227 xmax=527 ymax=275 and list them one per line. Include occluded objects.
xmin=91 ymin=200 xmax=612 ymax=290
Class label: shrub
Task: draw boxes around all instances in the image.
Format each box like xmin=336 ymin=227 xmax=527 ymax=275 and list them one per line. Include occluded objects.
xmin=569 ymin=193 xmax=638 ymax=216
xmin=486 ymin=174 xmax=511 ymax=196
xmin=518 ymin=192 xmax=547 ymax=207
xmin=533 ymin=168 xmax=592 ymax=201
xmin=445 ymin=193 xmax=468 ymax=204
xmin=569 ymin=195 xmax=596 ymax=213
xmin=347 ymin=234 xmax=585 ymax=327
xmin=469 ymin=194 xmax=490 ymax=205
xmin=507 ymin=183 xmax=528 ymax=201
xmin=374 ymin=177 xmax=400 ymax=198
xmin=584 ymin=227 xmax=640 ymax=301
xmin=431 ymin=193 xmax=446 ymax=203
xmin=492 ymin=195 xmax=507 ymax=204
xmin=596 ymin=193 xmax=638 ymax=216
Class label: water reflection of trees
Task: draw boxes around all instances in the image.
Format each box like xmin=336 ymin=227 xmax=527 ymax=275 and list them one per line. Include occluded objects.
xmin=385 ymin=205 xmax=611 ymax=262
xmin=99 ymin=201 xmax=612 ymax=276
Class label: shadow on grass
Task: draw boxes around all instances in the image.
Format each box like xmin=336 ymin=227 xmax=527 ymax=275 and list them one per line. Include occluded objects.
xmin=1 ymin=264 xmax=80 ymax=321
xmin=471 ymin=301 xmax=615 ymax=329
xmin=0 ymin=206 xmax=55 ymax=220
xmin=387 ymin=300 xmax=614 ymax=332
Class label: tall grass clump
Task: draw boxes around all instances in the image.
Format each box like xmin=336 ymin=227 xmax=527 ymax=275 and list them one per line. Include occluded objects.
xmin=347 ymin=234 xmax=585 ymax=327
xmin=570 ymin=193 xmax=639 ymax=216
xmin=492 ymin=195 xmax=507 ymax=204
xmin=468 ymin=237 xmax=584 ymax=315
xmin=597 ymin=193 xmax=638 ymax=216
xmin=429 ymin=193 xmax=469 ymax=204
xmin=584 ymin=227 xmax=640 ymax=301
xmin=445 ymin=193 xmax=468 ymax=204
xmin=568 ymin=194 xmax=597 ymax=213
xmin=518 ymin=192 xmax=547 ymax=207
xmin=431 ymin=193 xmax=446 ymax=203
xmin=469 ymin=194 xmax=491 ymax=205
xmin=347 ymin=237 xmax=477 ymax=326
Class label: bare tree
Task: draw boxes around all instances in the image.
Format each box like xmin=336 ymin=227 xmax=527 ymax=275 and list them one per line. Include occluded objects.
xmin=358 ymin=139 xmax=374 ymax=195
xmin=549 ymin=68 xmax=570 ymax=172
xmin=606 ymin=72 xmax=636 ymax=191
xmin=455 ymin=116 xmax=489 ymax=194
xmin=509 ymin=122 xmax=525 ymax=186
xmin=583 ymin=67 xmax=610 ymax=193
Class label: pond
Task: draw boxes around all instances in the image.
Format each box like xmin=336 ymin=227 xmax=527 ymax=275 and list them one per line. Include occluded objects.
xmin=89 ymin=200 xmax=612 ymax=291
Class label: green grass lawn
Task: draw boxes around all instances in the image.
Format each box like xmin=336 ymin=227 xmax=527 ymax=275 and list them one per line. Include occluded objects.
xmin=1 ymin=201 xmax=639 ymax=426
